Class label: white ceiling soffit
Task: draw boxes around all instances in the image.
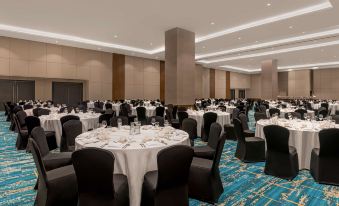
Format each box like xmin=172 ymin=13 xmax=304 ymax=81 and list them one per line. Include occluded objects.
xmin=0 ymin=1 xmax=332 ymax=56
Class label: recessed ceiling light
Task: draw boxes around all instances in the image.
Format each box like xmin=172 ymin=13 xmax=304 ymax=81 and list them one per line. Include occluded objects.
xmin=288 ymin=69 xmax=292 ymax=71
xmin=98 ymin=47 xmax=101 ymax=50
xmin=210 ymin=22 xmax=215 ymax=25
xmin=289 ymin=26 xmax=294 ymax=29
xmin=266 ymin=3 xmax=271 ymax=7
xmin=150 ymin=42 xmax=153 ymax=46
xmin=114 ymin=35 xmax=118 ymax=38
xmin=237 ymin=37 xmax=242 ymax=40
xmin=255 ymin=40 xmax=260 ymax=43
xmin=302 ymin=31 xmax=306 ymax=34
xmin=155 ymin=56 xmax=159 ymax=59
xmin=202 ymin=46 xmax=206 ymax=49
xmin=313 ymin=66 xmax=319 ymax=69
xmin=55 ymin=40 xmax=58 ymax=43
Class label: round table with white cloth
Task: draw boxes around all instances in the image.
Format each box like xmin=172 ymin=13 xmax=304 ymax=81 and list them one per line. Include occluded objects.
xmin=255 ymin=118 xmax=338 ymax=170
xmin=311 ymin=102 xmax=339 ymax=115
xmin=39 ymin=112 xmax=100 ymax=147
xmin=266 ymin=108 xmax=315 ymax=119
xmin=187 ymin=110 xmax=231 ymax=137
xmin=75 ymin=126 xmax=190 ymax=206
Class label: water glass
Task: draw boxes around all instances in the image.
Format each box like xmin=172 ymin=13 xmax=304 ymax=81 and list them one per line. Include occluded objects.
xmin=101 ymin=120 xmax=107 ymax=128
xmin=117 ymin=118 xmax=122 ymax=129
xmin=151 ymin=117 xmax=156 ymax=126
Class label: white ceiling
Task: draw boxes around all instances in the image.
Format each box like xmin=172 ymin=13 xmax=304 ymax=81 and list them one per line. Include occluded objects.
xmin=0 ymin=0 xmax=339 ymax=73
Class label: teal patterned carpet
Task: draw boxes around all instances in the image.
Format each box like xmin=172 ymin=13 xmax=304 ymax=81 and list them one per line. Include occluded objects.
xmin=0 ymin=111 xmax=339 ymax=206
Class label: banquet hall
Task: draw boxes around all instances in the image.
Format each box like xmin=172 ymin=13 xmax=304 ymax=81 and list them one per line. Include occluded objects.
xmin=1 ymin=0 xmax=339 ymax=205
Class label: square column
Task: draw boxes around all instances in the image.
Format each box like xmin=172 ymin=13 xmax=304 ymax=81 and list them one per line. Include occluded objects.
xmin=165 ymin=28 xmax=195 ymax=105
xmin=261 ymin=59 xmax=278 ymax=99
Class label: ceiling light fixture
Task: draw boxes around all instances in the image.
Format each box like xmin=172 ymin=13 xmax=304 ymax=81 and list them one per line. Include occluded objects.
xmin=237 ymin=37 xmax=242 ymax=40
xmin=210 ymin=22 xmax=215 ymax=25
xmin=313 ymin=66 xmax=319 ymax=69
xmin=289 ymin=26 xmax=294 ymax=29
xmin=196 ymin=27 xmax=339 ymax=60
xmin=266 ymin=3 xmax=271 ymax=7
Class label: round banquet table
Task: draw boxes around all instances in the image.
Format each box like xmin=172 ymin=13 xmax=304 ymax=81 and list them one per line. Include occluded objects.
xmin=187 ymin=110 xmax=231 ymax=137
xmin=266 ymin=108 xmax=315 ymax=119
xmin=39 ymin=112 xmax=100 ymax=147
xmin=75 ymin=126 xmax=190 ymax=206
xmin=255 ymin=118 xmax=338 ymax=170
xmin=311 ymin=102 xmax=339 ymax=115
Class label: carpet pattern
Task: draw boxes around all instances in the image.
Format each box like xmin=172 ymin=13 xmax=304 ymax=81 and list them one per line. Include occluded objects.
xmin=0 ymin=112 xmax=339 ymax=206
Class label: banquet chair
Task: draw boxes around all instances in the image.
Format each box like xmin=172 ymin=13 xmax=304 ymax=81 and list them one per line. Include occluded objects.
xmin=201 ymin=112 xmax=217 ymax=142
xmin=218 ymin=105 xmax=226 ymax=112
xmin=13 ymin=105 xmax=23 ymax=114
xmin=141 ymin=145 xmax=193 ymax=206
xmin=111 ymin=116 xmax=129 ymax=127
xmin=310 ymin=128 xmax=339 ymax=185
xmin=259 ymin=105 xmax=267 ymax=113
xmin=232 ymin=108 xmax=240 ymax=121
xmin=268 ymin=108 xmax=280 ymax=117
xmin=29 ymin=138 xmax=77 ymax=206
xmin=155 ymin=106 xmax=165 ymax=117
xmin=188 ymin=131 xmax=226 ymax=204
xmin=26 ymin=116 xmax=57 ymax=150
xmin=284 ymin=112 xmax=301 ymax=119
xmin=234 ymin=118 xmax=265 ymax=162
xmin=193 ymin=122 xmax=222 ymax=160
xmin=72 ymin=148 xmax=129 ymax=206
xmin=120 ymin=103 xmax=137 ymax=123
xmin=182 ymin=118 xmax=197 ymax=146
xmin=137 ymin=106 xmax=147 ymax=124
xmin=332 ymin=115 xmax=339 ymax=124
xmin=177 ymin=106 xmax=187 ymax=112
xmin=105 ymin=103 xmax=113 ymax=110
xmin=147 ymin=116 xmax=165 ymax=127
xmin=318 ymin=107 xmax=328 ymax=118
xmin=31 ymin=127 xmax=72 ymax=171
xmin=165 ymin=109 xmax=180 ymax=129
xmin=62 ymin=119 xmax=82 ymax=152
xmin=24 ymin=104 xmax=33 ymax=110
xmin=177 ymin=111 xmax=189 ymax=128
xmin=254 ymin=112 xmax=267 ymax=122
xmin=172 ymin=105 xmax=178 ymax=119
xmin=39 ymin=108 xmax=51 ymax=116
xmin=295 ymin=109 xmax=307 ymax=120
xmin=13 ymin=114 xmax=29 ymax=150
xmin=33 ymin=107 xmax=41 ymax=117
xmin=263 ymin=125 xmax=299 ymax=180
xmin=104 ymin=108 xmax=115 ymax=116
xmin=223 ymin=124 xmax=237 ymax=140
xmin=320 ymin=103 xmax=329 ymax=111
xmin=99 ymin=113 xmax=113 ymax=126
xmin=16 ymin=110 xmax=28 ymax=130
xmin=239 ymin=113 xmax=255 ymax=137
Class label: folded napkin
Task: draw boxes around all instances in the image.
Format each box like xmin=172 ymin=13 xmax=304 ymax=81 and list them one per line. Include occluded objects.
xmin=81 ymin=138 xmax=99 ymax=144
xmin=170 ymin=136 xmax=184 ymax=141
xmin=107 ymin=142 xmax=123 ymax=148
xmin=90 ymin=142 xmax=107 ymax=148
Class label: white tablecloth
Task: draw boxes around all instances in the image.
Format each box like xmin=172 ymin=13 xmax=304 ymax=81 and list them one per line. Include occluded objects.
xmin=266 ymin=109 xmax=315 ymax=119
xmin=39 ymin=112 xmax=100 ymax=146
xmin=187 ymin=110 xmax=231 ymax=136
xmin=311 ymin=102 xmax=339 ymax=115
xmin=75 ymin=126 xmax=189 ymax=206
xmin=255 ymin=119 xmax=337 ymax=169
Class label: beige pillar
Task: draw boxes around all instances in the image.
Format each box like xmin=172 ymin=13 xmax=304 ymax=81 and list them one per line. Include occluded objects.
xmin=261 ymin=59 xmax=278 ymax=99
xmin=165 ymin=28 xmax=195 ymax=105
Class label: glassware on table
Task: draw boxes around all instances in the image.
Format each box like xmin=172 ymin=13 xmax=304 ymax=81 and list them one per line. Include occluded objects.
xmin=101 ymin=120 xmax=107 ymax=128
xmin=155 ymin=122 xmax=159 ymax=128
xmin=319 ymin=114 xmax=323 ymax=121
xmin=117 ymin=118 xmax=122 ymax=129
xmin=164 ymin=120 xmax=170 ymax=127
xmin=130 ymin=122 xmax=135 ymax=135
xmin=151 ymin=117 xmax=156 ymax=127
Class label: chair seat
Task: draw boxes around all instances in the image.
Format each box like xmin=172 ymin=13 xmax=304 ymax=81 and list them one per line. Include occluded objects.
xmin=244 ymin=130 xmax=255 ymax=137
xmin=47 ymin=164 xmax=75 ymax=183
xmin=193 ymin=146 xmax=215 ymax=160
xmin=43 ymin=152 xmax=72 ymax=171
xmin=191 ymin=157 xmax=213 ymax=172
xmin=245 ymin=136 xmax=264 ymax=142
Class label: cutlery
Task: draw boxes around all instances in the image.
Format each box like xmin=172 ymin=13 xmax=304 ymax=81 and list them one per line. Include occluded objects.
xmin=123 ymin=143 xmax=130 ymax=149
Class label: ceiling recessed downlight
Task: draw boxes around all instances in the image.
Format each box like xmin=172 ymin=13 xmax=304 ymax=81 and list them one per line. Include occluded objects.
xmin=266 ymin=3 xmax=271 ymax=7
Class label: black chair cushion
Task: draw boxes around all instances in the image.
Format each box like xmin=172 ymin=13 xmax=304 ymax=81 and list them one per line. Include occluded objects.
xmin=43 ymin=152 xmax=72 ymax=171
xmin=193 ymin=146 xmax=215 ymax=160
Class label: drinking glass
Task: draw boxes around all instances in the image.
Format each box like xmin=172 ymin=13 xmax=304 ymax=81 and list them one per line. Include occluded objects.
xmin=319 ymin=114 xmax=323 ymax=121
xmin=151 ymin=117 xmax=156 ymax=126
xmin=117 ymin=118 xmax=122 ymax=129
xmin=101 ymin=120 xmax=107 ymax=128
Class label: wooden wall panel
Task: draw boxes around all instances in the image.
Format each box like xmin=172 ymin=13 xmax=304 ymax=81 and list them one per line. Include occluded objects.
xmin=160 ymin=61 xmax=165 ymax=102
xmin=210 ymin=69 xmax=215 ymax=98
xmin=226 ymin=71 xmax=231 ymax=99
xmin=112 ymin=53 xmax=125 ymax=100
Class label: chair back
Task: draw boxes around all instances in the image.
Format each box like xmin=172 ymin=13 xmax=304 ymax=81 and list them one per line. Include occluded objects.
xmin=111 ymin=116 xmax=129 ymax=127
xmin=156 ymin=145 xmax=193 ymax=191
xmin=318 ymin=107 xmax=328 ymax=118
xmin=212 ymin=133 xmax=227 ymax=172
xmin=24 ymin=104 xmax=33 ymax=110
xmin=63 ymin=119 xmax=82 ymax=148
xmin=233 ymin=118 xmax=245 ymax=142
xmin=72 ymin=148 xmax=115 ymax=197
xmin=207 ymin=123 xmax=222 ymax=150
xmin=203 ymin=112 xmax=217 ymax=137
xmin=13 ymin=105 xmax=23 ymax=114
xmin=25 ymin=116 xmax=41 ymax=135
xmin=147 ymin=116 xmax=165 ymax=127
xmin=333 ymin=115 xmax=339 ymax=124
xmin=136 ymin=107 xmax=147 ymax=121
xmin=268 ymin=108 xmax=280 ymax=117
xmin=232 ymin=108 xmax=240 ymax=120
xmin=28 ymin=138 xmax=48 ymax=188
xmin=155 ymin=106 xmax=165 ymax=117
xmin=31 ymin=127 xmax=50 ymax=157
xmin=165 ymin=109 xmax=174 ymax=123
xmin=182 ymin=118 xmax=197 ymax=143
xmin=105 ymin=103 xmax=112 ymax=110
xmin=254 ymin=112 xmax=267 ymax=122
xmin=172 ymin=106 xmax=178 ymax=119
xmin=16 ymin=110 xmax=27 ymax=127
xmin=295 ymin=109 xmax=307 ymax=120
xmin=319 ymin=128 xmax=339 ymax=156
xmin=39 ymin=108 xmax=50 ymax=116
xmin=177 ymin=111 xmax=188 ymax=127
xmin=263 ymin=125 xmax=290 ymax=153
xmin=99 ymin=114 xmax=113 ymax=125
xmin=238 ymin=113 xmax=249 ymax=130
